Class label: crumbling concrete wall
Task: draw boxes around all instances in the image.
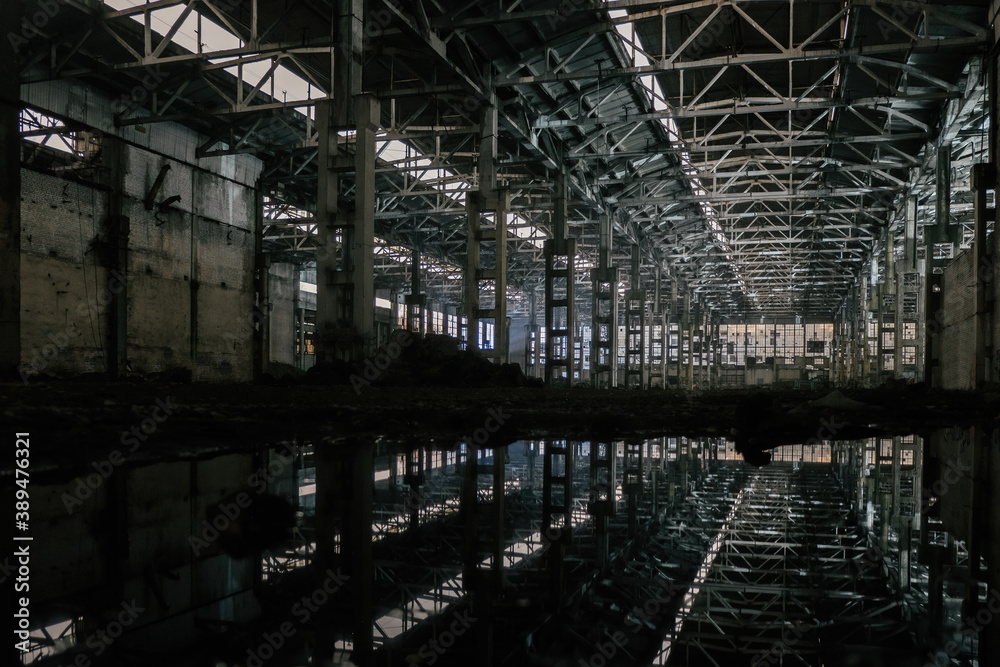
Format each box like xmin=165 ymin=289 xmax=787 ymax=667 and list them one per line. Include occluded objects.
xmin=19 ymin=172 xmax=112 ymax=377
xmin=939 ymin=231 xmax=998 ymax=390
xmin=940 ymin=248 xmax=976 ymax=390
xmin=18 ymin=81 xmax=262 ymax=381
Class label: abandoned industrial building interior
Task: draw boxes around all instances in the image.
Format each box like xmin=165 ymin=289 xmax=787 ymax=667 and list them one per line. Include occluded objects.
xmin=5 ymin=0 xmax=1000 ymax=666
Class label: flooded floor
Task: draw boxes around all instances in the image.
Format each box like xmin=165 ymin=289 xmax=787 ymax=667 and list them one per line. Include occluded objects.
xmin=4 ymin=385 xmax=998 ymax=666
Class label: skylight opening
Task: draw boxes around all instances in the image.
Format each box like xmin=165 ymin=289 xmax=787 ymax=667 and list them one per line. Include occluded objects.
xmin=105 ymin=1 xmax=553 ymax=278
xmin=606 ymin=4 xmax=751 ymax=301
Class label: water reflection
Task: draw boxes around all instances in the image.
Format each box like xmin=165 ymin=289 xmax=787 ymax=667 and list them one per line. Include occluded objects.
xmin=16 ymin=429 xmax=997 ymax=667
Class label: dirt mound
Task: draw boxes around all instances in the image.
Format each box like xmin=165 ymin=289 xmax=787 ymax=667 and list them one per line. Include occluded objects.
xmin=305 ymin=331 xmax=543 ymax=389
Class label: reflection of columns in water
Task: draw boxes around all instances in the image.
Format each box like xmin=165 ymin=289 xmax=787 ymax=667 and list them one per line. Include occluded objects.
xmin=543 ymin=439 xmax=573 ymax=605
xmin=314 ymin=440 xmax=373 ymax=663
xmin=589 ymin=441 xmax=615 ymax=573
xmin=624 ymin=441 xmax=643 ymax=537
xmin=404 ymin=447 xmax=425 ymax=530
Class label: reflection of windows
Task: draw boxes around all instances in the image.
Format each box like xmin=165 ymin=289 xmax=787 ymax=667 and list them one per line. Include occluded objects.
xmin=806 ymin=340 xmax=825 ymax=354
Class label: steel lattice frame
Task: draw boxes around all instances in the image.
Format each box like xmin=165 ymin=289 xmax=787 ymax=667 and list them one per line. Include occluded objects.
xmin=13 ymin=0 xmax=993 ymax=319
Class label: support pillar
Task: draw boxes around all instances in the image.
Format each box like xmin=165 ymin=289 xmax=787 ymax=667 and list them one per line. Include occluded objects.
xmin=590 ymin=214 xmax=618 ymax=388
xmin=971 ymin=164 xmax=995 ymax=388
xmin=465 ymin=190 xmax=509 ymax=359
xmin=405 ymin=247 xmax=426 ymax=334
xmin=924 ymin=144 xmax=954 ymax=387
xmin=668 ymin=281 xmax=679 ymax=387
xmin=315 ymin=94 xmax=379 ymax=363
xmin=314 ymin=441 xmax=373 ymax=664
xmin=543 ymin=439 xmax=573 ymax=605
xmin=899 ymin=195 xmax=924 ymax=380
xmin=684 ymin=293 xmax=694 ymax=389
xmin=623 ymin=441 xmax=643 ymax=537
xmin=404 ymin=448 xmax=425 ymax=529
xmin=524 ymin=288 xmax=540 ymax=378
xmin=588 ymin=441 xmax=615 ymax=573
xmin=877 ymin=227 xmax=897 ymax=384
xmin=465 ymin=100 xmax=508 ymax=362
xmin=544 ymin=167 xmax=575 ymax=385
xmin=625 ymin=245 xmax=646 ymax=389
xmin=648 ymin=267 xmax=666 ymax=388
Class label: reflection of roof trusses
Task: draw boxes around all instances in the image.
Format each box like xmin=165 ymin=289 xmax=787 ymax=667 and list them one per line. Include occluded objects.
xmin=20 ymin=0 xmax=990 ymax=318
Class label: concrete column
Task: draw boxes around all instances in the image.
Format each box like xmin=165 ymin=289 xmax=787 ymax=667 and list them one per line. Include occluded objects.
xmin=648 ymin=266 xmax=666 ymax=388
xmin=315 ymin=1 xmax=377 ymax=363
xmin=346 ymin=442 xmax=374 ymax=663
xmin=669 ymin=281 xmax=678 ymax=387
xmin=590 ymin=213 xmax=618 ymax=388
xmin=624 ymin=245 xmax=646 ymax=389
xmin=0 ymin=1 xmax=20 ymax=375
xmin=352 ymin=94 xmax=378 ymax=352
xmin=105 ymin=137 xmax=130 ymax=380
xmin=712 ymin=315 xmax=721 ymax=388
xmin=876 ymin=227 xmax=896 ymax=384
xmin=544 ymin=167 xmax=575 ymax=385
xmin=524 ymin=288 xmax=539 ymax=377
xmin=685 ymin=293 xmax=694 ymax=389
xmin=924 ymin=145 xmax=952 ymax=387
xmin=491 ymin=448 xmax=505 ymax=592
xmin=405 ymin=247 xmax=426 ymax=334
xmin=543 ymin=440 xmax=572 ymax=604
xmin=314 ymin=441 xmax=374 ymax=663
xmin=971 ymin=164 xmax=995 ymax=388
xmin=465 ymin=189 xmax=509 ymax=358
xmin=297 ymin=307 xmax=306 ymax=369
xmin=465 ymin=101 xmax=508 ymax=362
xmin=903 ymin=195 xmax=925 ymax=380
